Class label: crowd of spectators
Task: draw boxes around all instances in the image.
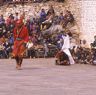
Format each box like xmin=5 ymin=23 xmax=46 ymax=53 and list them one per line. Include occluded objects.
xmin=3 ymin=0 xmax=65 ymax=3
xmin=0 ymin=2 xmax=75 ymax=59
xmin=0 ymin=0 xmax=96 ymax=65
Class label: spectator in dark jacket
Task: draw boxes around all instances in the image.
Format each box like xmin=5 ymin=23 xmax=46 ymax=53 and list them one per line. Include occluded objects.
xmin=40 ymin=9 xmax=46 ymax=23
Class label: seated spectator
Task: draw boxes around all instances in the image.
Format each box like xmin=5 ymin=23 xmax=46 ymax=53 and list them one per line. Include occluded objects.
xmin=63 ymin=10 xmax=74 ymax=27
xmin=33 ymin=0 xmax=42 ymax=3
xmin=0 ymin=15 xmax=5 ymax=25
xmin=40 ymin=9 xmax=46 ymax=23
xmin=0 ymin=21 xmax=7 ymax=38
xmin=9 ymin=34 xmax=14 ymax=45
xmin=7 ymin=17 xmax=15 ymax=33
xmin=91 ymin=36 xmax=96 ymax=48
xmin=80 ymin=40 xmax=89 ymax=48
xmin=3 ymin=39 xmax=12 ymax=58
xmin=0 ymin=42 xmax=6 ymax=58
xmin=52 ymin=16 xmax=59 ymax=25
xmin=26 ymin=39 xmax=35 ymax=58
xmin=59 ymin=12 xmax=64 ymax=21
xmin=41 ymin=13 xmax=53 ymax=30
xmin=57 ymin=0 xmax=65 ymax=3
xmin=14 ymin=12 xmax=19 ymax=21
xmin=47 ymin=5 xmax=55 ymax=16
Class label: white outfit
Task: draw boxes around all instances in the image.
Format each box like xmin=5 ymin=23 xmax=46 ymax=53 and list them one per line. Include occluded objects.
xmin=61 ymin=34 xmax=75 ymax=64
xmin=26 ymin=42 xmax=33 ymax=49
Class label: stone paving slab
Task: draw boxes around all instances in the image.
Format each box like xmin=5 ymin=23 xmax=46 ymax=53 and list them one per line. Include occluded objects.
xmin=0 ymin=58 xmax=96 ymax=95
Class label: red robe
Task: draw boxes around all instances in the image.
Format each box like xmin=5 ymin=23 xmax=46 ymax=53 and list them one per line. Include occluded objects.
xmin=13 ymin=25 xmax=29 ymax=57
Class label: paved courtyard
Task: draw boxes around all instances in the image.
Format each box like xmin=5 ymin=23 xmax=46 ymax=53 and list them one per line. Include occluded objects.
xmin=0 ymin=58 xmax=96 ymax=95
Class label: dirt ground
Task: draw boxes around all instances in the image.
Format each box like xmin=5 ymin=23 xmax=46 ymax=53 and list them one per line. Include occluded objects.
xmin=0 ymin=58 xmax=96 ymax=95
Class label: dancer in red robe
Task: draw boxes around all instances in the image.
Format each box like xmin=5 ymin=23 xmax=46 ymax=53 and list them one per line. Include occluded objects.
xmin=12 ymin=19 xmax=29 ymax=70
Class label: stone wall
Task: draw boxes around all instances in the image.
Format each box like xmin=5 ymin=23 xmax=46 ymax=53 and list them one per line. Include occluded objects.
xmin=81 ymin=0 xmax=96 ymax=47
xmin=66 ymin=0 xmax=96 ymax=47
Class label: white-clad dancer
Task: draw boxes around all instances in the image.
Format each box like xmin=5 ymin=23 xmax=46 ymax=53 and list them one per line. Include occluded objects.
xmin=61 ymin=33 xmax=75 ymax=64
